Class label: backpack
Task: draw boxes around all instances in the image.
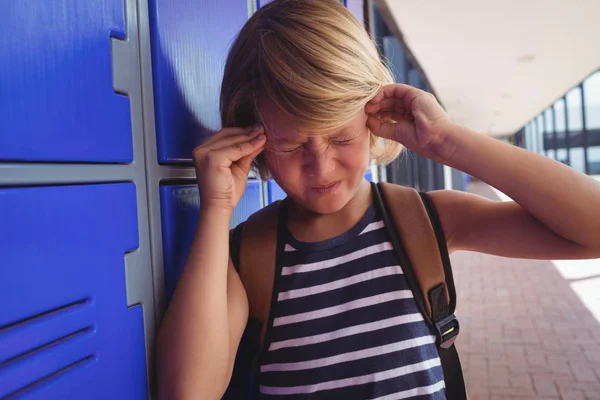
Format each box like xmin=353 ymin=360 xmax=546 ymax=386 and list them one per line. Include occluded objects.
xmin=230 ymin=181 xmax=468 ymax=399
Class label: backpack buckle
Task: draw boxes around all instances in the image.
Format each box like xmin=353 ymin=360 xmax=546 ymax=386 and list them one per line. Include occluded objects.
xmin=434 ymin=313 xmax=460 ymax=349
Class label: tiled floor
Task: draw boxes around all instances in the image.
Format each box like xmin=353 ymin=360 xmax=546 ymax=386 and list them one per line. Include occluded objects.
xmin=452 ymin=181 xmax=600 ymax=400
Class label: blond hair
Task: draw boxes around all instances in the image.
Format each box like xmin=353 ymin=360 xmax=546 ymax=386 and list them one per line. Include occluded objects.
xmin=220 ymin=0 xmax=402 ymax=180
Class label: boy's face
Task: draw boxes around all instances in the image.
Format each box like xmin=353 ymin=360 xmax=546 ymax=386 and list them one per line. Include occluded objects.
xmin=259 ymin=100 xmax=371 ymax=214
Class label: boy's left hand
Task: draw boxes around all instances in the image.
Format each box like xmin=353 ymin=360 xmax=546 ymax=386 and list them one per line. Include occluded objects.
xmin=365 ymin=84 xmax=455 ymax=164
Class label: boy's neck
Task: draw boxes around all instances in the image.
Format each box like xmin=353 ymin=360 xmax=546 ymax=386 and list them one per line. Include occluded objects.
xmin=286 ymin=180 xmax=373 ymax=243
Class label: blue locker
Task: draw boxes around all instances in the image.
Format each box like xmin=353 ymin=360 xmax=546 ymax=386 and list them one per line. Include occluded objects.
xmin=383 ymin=36 xmax=408 ymax=84
xmin=345 ymin=0 xmax=365 ymax=26
xmin=0 ymin=184 xmax=147 ymax=399
xmin=267 ymin=180 xmax=287 ymax=204
xmin=148 ymin=0 xmax=249 ymax=164
xmin=0 ymin=1 xmax=133 ymax=163
xmin=160 ymin=180 xmax=262 ymax=303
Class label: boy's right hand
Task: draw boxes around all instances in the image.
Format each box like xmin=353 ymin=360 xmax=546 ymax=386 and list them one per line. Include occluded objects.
xmin=192 ymin=126 xmax=266 ymax=214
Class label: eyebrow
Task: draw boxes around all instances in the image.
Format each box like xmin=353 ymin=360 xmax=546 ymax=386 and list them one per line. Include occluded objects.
xmin=268 ymin=136 xmax=305 ymax=145
xmin=267 ymin=126 xmax=359 ymax=144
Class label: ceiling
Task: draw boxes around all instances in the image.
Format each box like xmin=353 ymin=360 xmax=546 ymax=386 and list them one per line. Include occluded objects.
xmin=379 ymin=0 xmax=600 ymax=136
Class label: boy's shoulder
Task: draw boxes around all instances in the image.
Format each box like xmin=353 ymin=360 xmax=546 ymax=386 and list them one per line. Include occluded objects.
xmin=229 ymin=221 xmax=246 ymax=272
xmin=229 ymin=200 xmax=283 ymax=271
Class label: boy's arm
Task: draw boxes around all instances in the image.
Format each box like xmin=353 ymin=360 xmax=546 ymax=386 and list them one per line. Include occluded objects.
xmin=365 ymin=83 xmax=600 ymax=260
xmin=428 ymin=189 xmax=600 ymax=260
xmin=156 ymin=208 xmax=249 ymax=400
xmin=428 ymin=124 xmax=600 ymax=260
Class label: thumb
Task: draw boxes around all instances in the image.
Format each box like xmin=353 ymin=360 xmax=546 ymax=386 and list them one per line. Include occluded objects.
xmin=367 ymin=115 xmax=414 ymax=143
xmin=367 ymin=115 xmax=396 ymax=140
xmin=237 ymin=146 xmax=263 ymax=173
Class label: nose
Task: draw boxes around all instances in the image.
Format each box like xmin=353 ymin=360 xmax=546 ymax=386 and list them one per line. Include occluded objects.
xmin=303 ymin=139 xmax=335 ymax=177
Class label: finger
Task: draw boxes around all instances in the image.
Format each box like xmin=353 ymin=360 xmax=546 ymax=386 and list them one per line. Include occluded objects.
xmin=367 ymin=115 xmax=415 ymax=144
xmin=236 ymin=146 xmax=264 ymax=173
xmin=213 ymin=134 xmax=266 ymax=166
xmin=366 ymin=84 xmax=422 ymax=114
xmin=379 ymin=84 xmax=418 ymax=100
xmin=210 ymin=127 xmax=264 ymax=151
xmin=365 ymin=98 xmax=407 ymax=115
xmin=378 ymin=111 xmax=410 ymax=123
xmin=368 ymin=83 xmax=412 ymax=102
xmin=202 ymin=126 xmax=262 ymax=148
xmin=366 ymin=115 xmax=396 ymax=140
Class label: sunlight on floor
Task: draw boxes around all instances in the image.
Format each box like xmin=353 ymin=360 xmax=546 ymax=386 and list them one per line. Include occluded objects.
xmin=480 ymin=181 xmax=600 ymax=323
xmin=553 ymin=258 xmax=600 ymax=324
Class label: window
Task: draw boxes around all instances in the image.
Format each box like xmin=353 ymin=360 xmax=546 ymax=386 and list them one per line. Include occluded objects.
xmin=544 ymin=108 xmax=554 ymax=133
xmin=537 ymin=115 xmax=544 ymax=154
xmin=544 ymin=108 xmax=555 ymax=158
xmin=566 ymin=87 xmax=584 ymax=172
xmin=566 ymin=86 xmax=583 ymax=131
xmin=554 ymin=98 xmax=566 ymax=133
xmin=584 ymin=71 xmax=600 ymax=129
xmin=584 ymin=71 xmax=600 ymax=175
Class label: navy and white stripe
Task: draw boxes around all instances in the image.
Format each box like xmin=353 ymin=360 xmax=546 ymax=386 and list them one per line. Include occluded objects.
xmin=257 ymin=203 xmax=446 ymax=399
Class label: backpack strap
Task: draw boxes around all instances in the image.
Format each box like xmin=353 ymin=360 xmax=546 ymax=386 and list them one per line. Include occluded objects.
xmin=374 ymin=182 xmax=467 ymax=400
xmin=375 ymin=182 xmax=457 ymax=340
xmin=236 ymin=200 xmax=285 ymax=399
xmin=239 ymin=200 xmax=282 ymax=345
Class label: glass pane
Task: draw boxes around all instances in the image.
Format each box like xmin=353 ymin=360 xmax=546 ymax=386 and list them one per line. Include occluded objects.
xmin=556 ymin=148 xmax=568 ymax=164
xmin=545 ymin=109 xmax=554 ymax=132
xmin=554 ymin=99 xmax=566 ymax=159
xmin=589 ymin=146 xmax=600 ymax=177
xmin=570 ymin=148 xmax=585 ymax=173
xmin=537 ymin=115 xmax=544 ymax=134
xmin=584 ymin=71 xmax=600 ymax=130
xmin=533 ymin=120 xmax=539 ymax=153
xmin=566 ymin=86 xmax=583 ymax=131
xmin=547 ymin=149 xmax=556 ymax=160
xmin=537 ymin=115 xmax=545 ymax=154
xmin=554 ymin=99 xmax=566 ymax=133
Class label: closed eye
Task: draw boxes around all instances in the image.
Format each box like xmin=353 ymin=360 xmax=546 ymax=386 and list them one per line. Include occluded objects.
xmin=281 ymin=145 xmax=303 ymax=153
xmin=331 ymin=137 xmax=353 ymax=145
xmin=271 ymin=143 xmax=303 ymax=153
xmin=265 ymin=141 xmax=303 ymax=153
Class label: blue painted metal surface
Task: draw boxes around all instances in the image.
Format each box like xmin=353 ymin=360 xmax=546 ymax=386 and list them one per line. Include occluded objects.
xmin=0 ymin=1 xmax=132 ymax=162
xmin=160 ymin=180 xmax=262 ymax=303
xmin=0 ymin=184 xmax=147 ymax=399
xmin=267 ymin=180 xmax=287 ymax=204
xmin=148 ymin=0 xmax=249 ymax=164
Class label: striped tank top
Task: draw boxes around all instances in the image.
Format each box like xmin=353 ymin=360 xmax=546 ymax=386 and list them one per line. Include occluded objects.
xmin=255 ymin=201 xmax=446 ymax=399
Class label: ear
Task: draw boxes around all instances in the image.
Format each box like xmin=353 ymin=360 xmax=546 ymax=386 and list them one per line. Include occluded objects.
xmin=252 ymin=152 xmax=271 ymax=181
xmin=368 ymin=131 xmax=377 ymax=160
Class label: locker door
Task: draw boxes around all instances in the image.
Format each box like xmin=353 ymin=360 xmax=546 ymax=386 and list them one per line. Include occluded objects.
xmin=148 ymin=0 xmax=250 ymax=164
xmin=145 ymin=1 xmax=258 ymax=397
xmin=0 ymin=0 xmax=133 ymax=163
xmin=1 ymin=0 xmax=154 ymax=398
xmin=0 ymin=184 xmax=147 ymax=399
